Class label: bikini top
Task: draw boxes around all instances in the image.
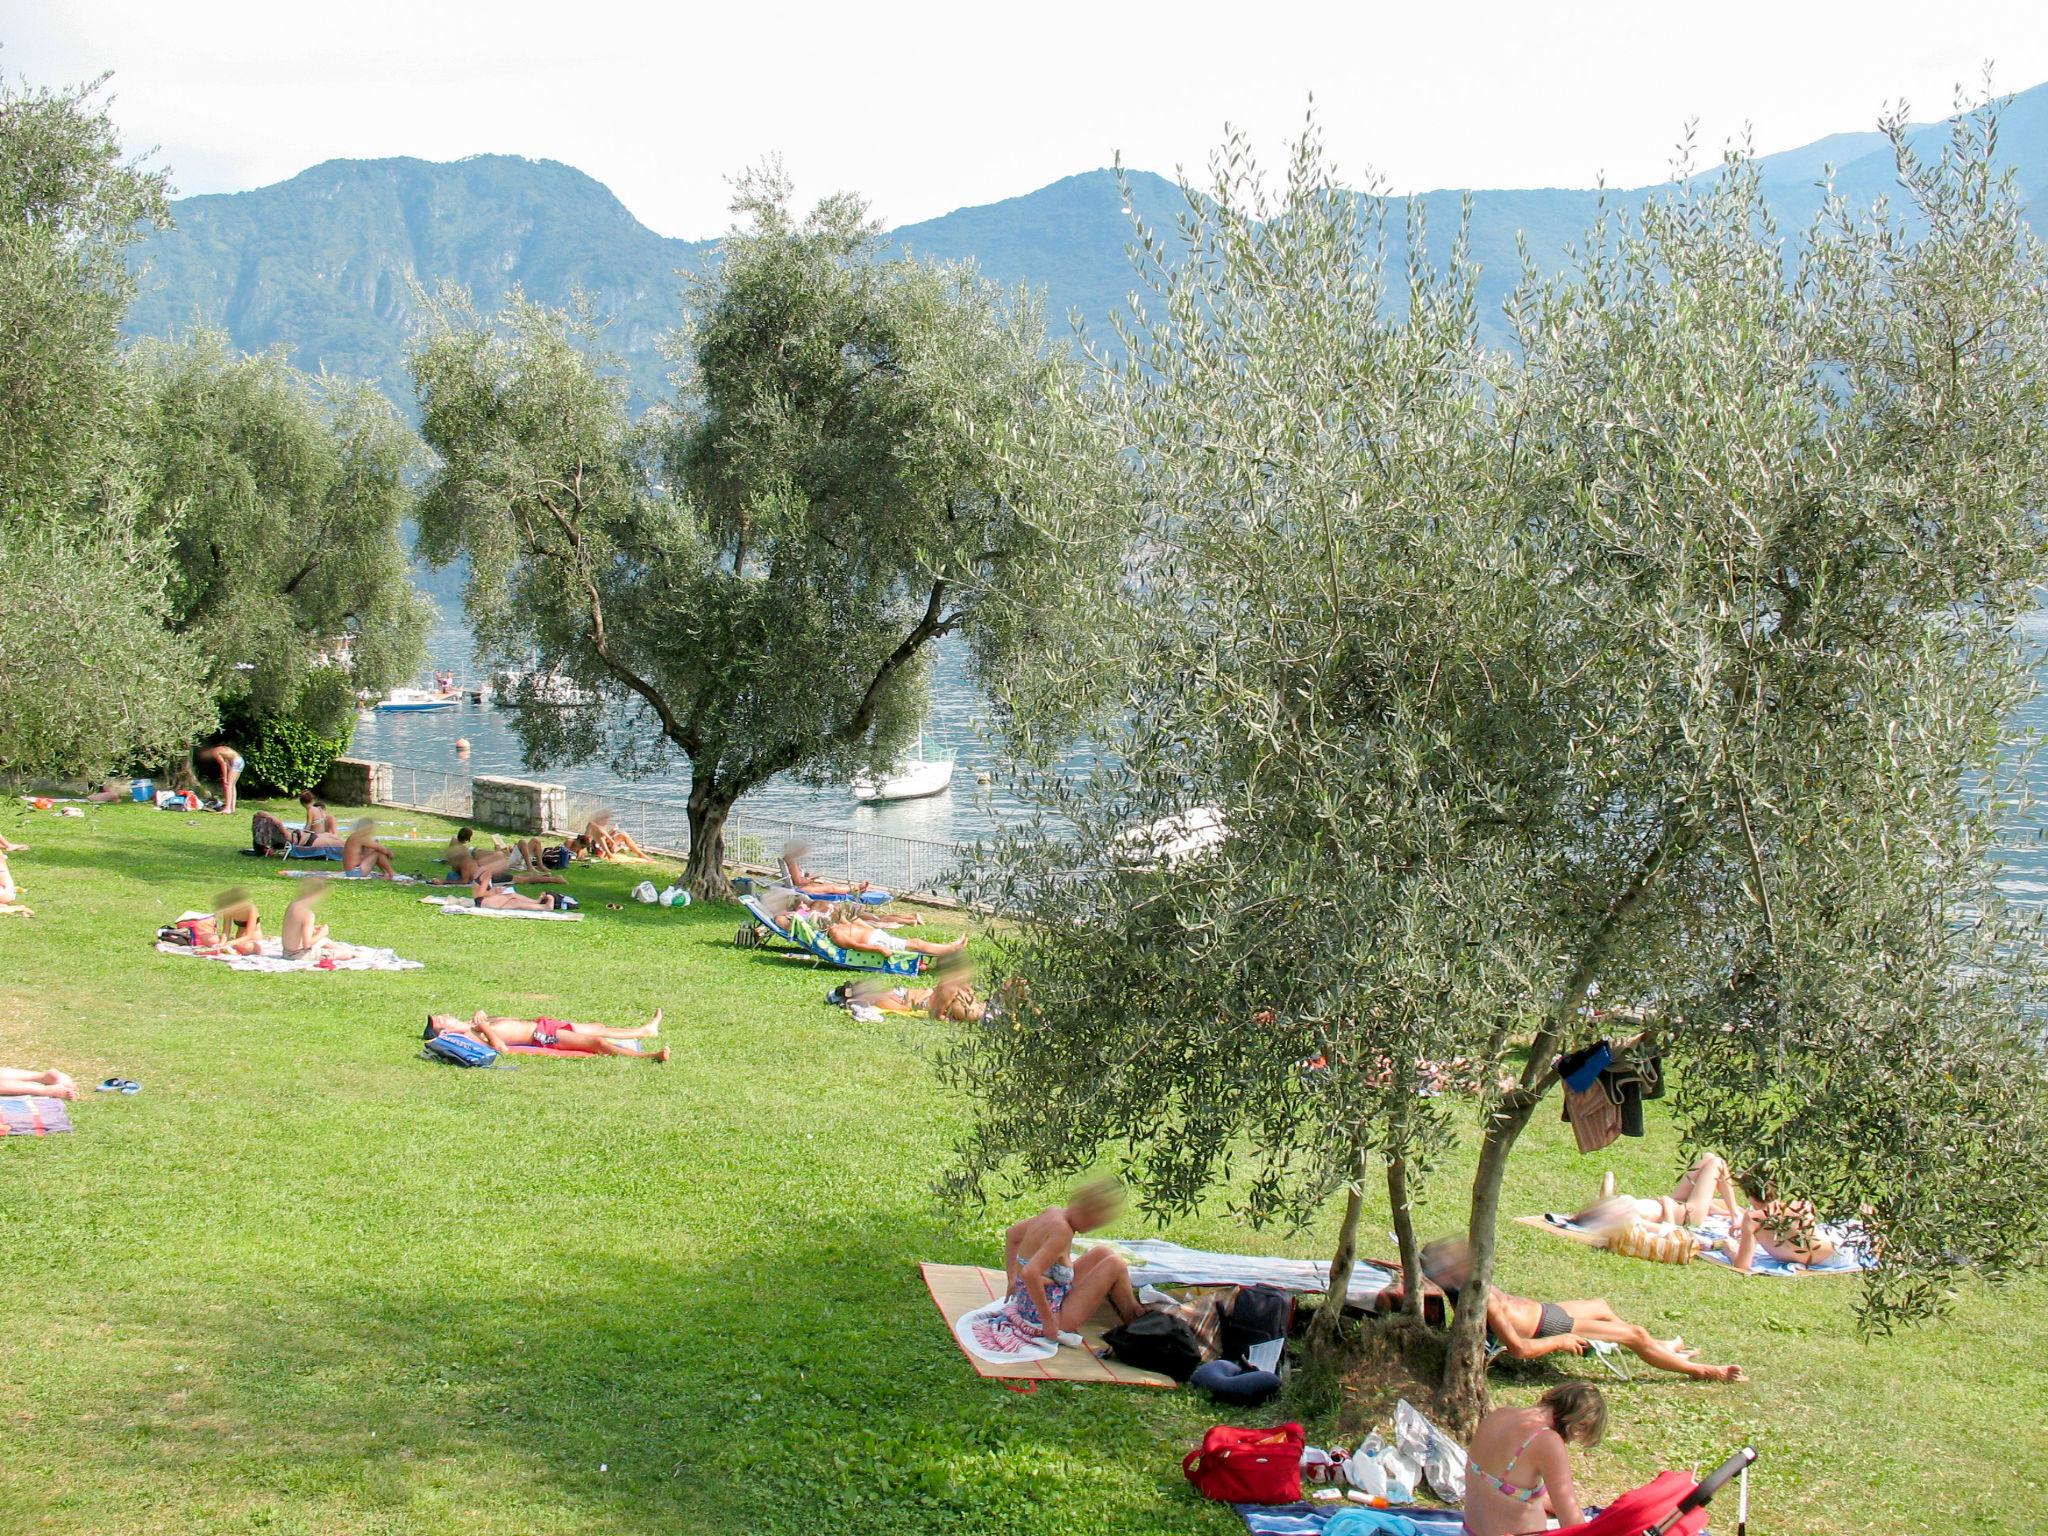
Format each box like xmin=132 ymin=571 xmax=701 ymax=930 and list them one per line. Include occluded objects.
xmin=1470 ymin=1428 xmax=1548 ymax=1504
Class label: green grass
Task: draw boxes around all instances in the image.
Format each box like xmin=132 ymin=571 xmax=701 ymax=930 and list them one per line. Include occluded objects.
xmin=1 ymin=799 xmax=2044 ymax=1535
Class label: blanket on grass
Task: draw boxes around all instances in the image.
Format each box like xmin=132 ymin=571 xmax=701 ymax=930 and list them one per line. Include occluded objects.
xmin=0 ymin=1096 xmax=73 ymax=1136
xmin=1076 ymin=1237 xmax=1434 ymax=1313
xmin=918 ymin=1263 xmax=1177 ymax=1388
xmin=1518 ymin=1212 xmax=1877 ymax=1276
xmin=281 ymin=867 xmax=421 ymax=884
xmin=421 ymin=896 xmax=582 ymax=922
xmin=1238 ymin=1505 xmax=1464 ymax=1536
xmin=155 ymin=912 xmax=423 ymax=972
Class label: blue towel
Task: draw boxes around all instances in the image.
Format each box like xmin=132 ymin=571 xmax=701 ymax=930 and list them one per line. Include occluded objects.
xmin=284 ymin=845 xmax=343 ymax=861
xmin=1237 ymin=1505 xmax=1462 ymax=1536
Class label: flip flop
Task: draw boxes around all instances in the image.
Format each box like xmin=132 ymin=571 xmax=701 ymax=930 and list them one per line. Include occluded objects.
xmin=97 ymin=1078 xmax=141 ymax=1094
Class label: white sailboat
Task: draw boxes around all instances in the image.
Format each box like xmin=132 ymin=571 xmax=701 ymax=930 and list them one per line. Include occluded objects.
xmin=851 ymin=735 xmax=956 ymax=803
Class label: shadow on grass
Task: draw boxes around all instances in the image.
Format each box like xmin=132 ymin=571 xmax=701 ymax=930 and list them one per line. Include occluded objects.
xmin=123 ymin=1222 xmax=1204 ymax=1536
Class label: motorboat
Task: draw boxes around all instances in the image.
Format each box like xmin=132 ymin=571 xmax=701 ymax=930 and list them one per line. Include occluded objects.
xmin=1113 ymin=805 xmax=1227 ymax=869
xmin=852 ymin=738 xmax=956 ymax=803
xmin=492 ymin=666 xmax=598 ymax=708
xmin=374 ymin=686 xmax=462 ymax=713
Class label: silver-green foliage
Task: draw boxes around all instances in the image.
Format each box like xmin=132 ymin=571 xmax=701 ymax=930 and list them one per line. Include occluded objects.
xmin=947 ymin=102 xmax=2048 ymax=1374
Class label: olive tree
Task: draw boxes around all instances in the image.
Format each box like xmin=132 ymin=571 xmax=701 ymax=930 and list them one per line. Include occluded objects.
xmin=946 ymin=103 xmax=2048 ymax=1419
xmin=413 ymin=168 xmax=1075 ymax=896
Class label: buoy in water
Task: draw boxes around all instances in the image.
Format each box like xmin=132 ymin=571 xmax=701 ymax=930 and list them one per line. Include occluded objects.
xmin=455 ymin=738 xmax=471 ymax=757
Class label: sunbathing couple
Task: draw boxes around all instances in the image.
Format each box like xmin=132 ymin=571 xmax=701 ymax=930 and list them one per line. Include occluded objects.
xmin=425 ymin=1009 xmax=669 ymax=1061
xmin=1423 ymin=1236 xmax=1746 ymax=1382
xmin=211 ymin=881 xmax=358 ymax=962
xmin=1569 ymin=1152 xmax=1846 ymax=1274
xmin=836 ymin=954 xmax=1011 ymax=1022
xmin=440 ymin=827 xmax=568 ymax=889
xmin=567 ymin=812 xmax=649 ymax=861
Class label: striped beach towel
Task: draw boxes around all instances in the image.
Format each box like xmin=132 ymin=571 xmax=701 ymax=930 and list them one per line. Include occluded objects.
xmin=0 ymin=1097 xmax=74 ymax=1137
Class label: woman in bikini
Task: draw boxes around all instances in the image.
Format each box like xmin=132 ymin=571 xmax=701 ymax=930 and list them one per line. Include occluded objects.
xmin=1568 ymin=1152 xmax=1742 ymax=1231
xmin=425 ymin=1010 xmax=670 ymax=1062
xmin=973 ymin=1179 xmax=1143 ymax=1354
xmin=1726 ymin=1171 xmax=1841 ymax=1272
xmin=210 ymin=889 xmax=268 ymax=956
xmin=1462 ymin=1384 xmax=1606 ymax=1536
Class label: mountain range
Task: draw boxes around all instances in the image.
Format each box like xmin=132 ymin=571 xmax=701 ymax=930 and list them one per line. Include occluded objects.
xmin=123 ymin=82 xmax=2048 ymax=410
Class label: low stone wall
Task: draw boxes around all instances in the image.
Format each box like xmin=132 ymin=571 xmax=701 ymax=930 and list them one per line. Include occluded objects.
xmin=471 ymin=775 xmax=569 ymax=835
xmin=322 ymin=756 xmax=391 ymax=808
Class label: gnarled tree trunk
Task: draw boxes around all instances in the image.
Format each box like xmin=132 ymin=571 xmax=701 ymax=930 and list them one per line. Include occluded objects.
xmin=1308 ymin=1164 xmax=1368 ymax=1358
xmin=1440 ymin=1094 xmax=1542 ymax=1433
xmin=684 ymin=782 xmax=735 ymax=901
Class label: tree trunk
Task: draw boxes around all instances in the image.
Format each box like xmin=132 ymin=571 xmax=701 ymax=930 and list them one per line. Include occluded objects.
xmin=1440 ymin=1095 xmax=1541 ymax=1434
xmin=1388 ymin=1145 xmax=1424 ymax=1321
xmin=684 ymin=784 xmax=735 ymax=901
xmin=1308 ymin=1175 xmax=1368 ymax=1357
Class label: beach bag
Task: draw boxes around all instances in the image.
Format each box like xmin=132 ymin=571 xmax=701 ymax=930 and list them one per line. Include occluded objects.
xmin=250 ymin=811 xmax=291 ymax=856
xmin=1182 ymin=1422 xmax=1305 ymax=1503
xmin=1103 ymin=1310 xmax=1208 ymax=1383
xmin=541 ymin=845 xmax=572 ymax=870
xmin=1221 ymin=1284 xmax=1293 ymax=1365
xmin=423 ymin=1034 xmax=499 ymax=1068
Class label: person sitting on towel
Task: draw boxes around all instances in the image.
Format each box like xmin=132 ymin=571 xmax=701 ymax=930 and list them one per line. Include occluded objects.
xmin=426 ymin=1009 xmax=669 ymax=1062
xmin=298 ymin=792 xmax=339 ymax=837
xmin=780 ymin=840 xmax=872 ymax=897
xmin=569 ymin=811 xmax=649 ymax=861
xmin=470 ymin=869 xmax=573 ymax=912
xmin=0 ymin=1066 xmax=78 ymax=1099
xmin=442 ymin=828 xmax=563 ymax=882
xmin=994 ymin=1178 xmax=1142 ymax=1347
xmin=342 ymin=819 xmax=398 ymax=878
xmin=281 ymin=879 xmax=358 ymax=962
xmin=1463 ymin=1383 xmax=1607 ymax=1536
xmin=822 ymin=904 xmax=965 ymax=959
xmin=210 ymin=888 xmax=268 ymax=956
xmin=1421 ymin=1238 xmax=1745 ymax=1381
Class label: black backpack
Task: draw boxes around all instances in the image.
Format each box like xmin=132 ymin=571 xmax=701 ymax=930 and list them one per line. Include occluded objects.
xmin=1102 ymin=1310 xmax=1208 ymax=1383
xmin=1220 ymin=1284 xmax=1294 ymax=1366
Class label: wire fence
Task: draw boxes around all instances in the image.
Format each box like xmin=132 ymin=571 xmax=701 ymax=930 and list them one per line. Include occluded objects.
xmin=375 ymin=758 xmax=968 ymax=901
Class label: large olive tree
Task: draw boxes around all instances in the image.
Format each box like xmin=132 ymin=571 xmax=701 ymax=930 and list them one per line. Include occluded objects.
xmin=413 ymin=169 xmax=1076 ymax=896
xmin=946 ymin=104 xmax=2048 ymax=1420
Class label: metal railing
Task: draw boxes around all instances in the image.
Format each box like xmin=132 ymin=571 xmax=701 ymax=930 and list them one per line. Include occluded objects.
xmin=374 ymin=758 xmax=967 ymax=901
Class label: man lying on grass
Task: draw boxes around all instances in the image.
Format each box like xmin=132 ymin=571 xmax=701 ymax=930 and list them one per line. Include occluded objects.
xmin=820 ymin=904 xmax=966 ymax=959
xmin=835 ymin=955 xmax=1013 ymax=1022
xmin=1422 ymin=1237 xmax=1746 ymax=1382
xmin=425 ymin=1010 xmax=669 ymax=1061
xmin=469 ymin=869 xmax=575 ymax=912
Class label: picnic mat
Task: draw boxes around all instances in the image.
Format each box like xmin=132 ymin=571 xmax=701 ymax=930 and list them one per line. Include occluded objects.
xmin=281 ymin=868 xmax=421 ymax=884
xmin=0 ymin=1096 xmax=74 ymax=1136
xmin=1517 ymin=1213 xmax=1877 ymax=1276
xmin=154 ymin=913 xmax=423 ymax=972
xmin=1239 ymin=1504 xmax=1464 ymax=1536
xmin=918 ymin=1264 xmax=1177 ymax=1388
xmin=422 ymin=897 xmax=582 ymax=922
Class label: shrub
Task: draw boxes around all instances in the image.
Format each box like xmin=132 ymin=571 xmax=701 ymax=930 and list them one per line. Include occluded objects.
xmin=245 ymin=719 xmax=346 ymax=796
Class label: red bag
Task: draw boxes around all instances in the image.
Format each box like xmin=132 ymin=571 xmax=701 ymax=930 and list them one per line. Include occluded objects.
xmin=1182 ymin=1422 xmax=1305 ymax=1503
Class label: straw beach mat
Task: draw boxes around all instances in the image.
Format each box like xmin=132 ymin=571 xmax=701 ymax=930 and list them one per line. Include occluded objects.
xmin=918 ymin=1264 xmax=1178 ymax=1388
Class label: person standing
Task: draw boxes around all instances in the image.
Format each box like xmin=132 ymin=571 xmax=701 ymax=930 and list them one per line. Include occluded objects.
xmin=199 ymin=743 xmax=243 ymax=814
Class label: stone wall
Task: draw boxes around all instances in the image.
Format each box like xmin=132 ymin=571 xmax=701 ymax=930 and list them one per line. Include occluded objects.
xmin=471 ymin=775 xmax=569 ymax=834
xmin=321 ymin=757 xmax=391 ymax=809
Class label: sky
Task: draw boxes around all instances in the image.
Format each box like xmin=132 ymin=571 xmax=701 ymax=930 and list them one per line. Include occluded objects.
xmin=7 ymin=0 xmax=2048 ymax=238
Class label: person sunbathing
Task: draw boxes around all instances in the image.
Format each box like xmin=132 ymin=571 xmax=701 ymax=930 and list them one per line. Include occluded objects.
xmin=1724 ymin=1171 xmax=1842 ymax=1273
xmin=210 ymin=888 xmax=268 ymax=956
xmin=570 ymin=812 xmax=648 ymax=861
xmin=0 ymin=851 xmax=28 ymax=914
xmin=0 ymin=1066 xmax=77 ymax=1099
xmin=980 ymin=1178 xmax=1143 ymax=1350
xmin=822 ymin=904 xmax=966 ymax=958
xmin=425 ymin=1010 xmax=669 ymax=1061
xmin=282 ymin=880 xmax=357 ymax=962
xmin=199 ymin=742 xmax=243 ymax=813
xmin=0 ymin=832 xmax=26 ymax=853
xmin=1568 ymin=1153 xmax=1742 ymax=1233
xmin=1421 ymin=1238 xmax=1745 ymax=1382
xmin=470 ymin=871 xmax=574 ymax=911
xmin=1463 ymin=1384 xmax=1607 ymax=1536
xmin=781 ymin=840 xmax=871 ymax=897
xmin=342 ymin=819 xmax=398 ymax=878
xmin=298 ymin=792 xmax=339 ymax=836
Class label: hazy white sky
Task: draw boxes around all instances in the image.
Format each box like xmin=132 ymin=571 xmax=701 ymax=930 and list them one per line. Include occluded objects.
xmin=7 ymin=1 xmax=2048 ymax=238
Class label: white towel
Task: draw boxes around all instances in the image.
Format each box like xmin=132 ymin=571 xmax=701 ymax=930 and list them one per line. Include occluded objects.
xmin=420 ymin=896 xmax=582 ymax=922
xmin=952 ymin=1297 xmax=1060 ymax=1366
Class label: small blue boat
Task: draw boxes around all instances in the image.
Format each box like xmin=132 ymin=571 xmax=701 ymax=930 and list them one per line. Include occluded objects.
xmin=375 ymin=687 xmax=461 ymax=713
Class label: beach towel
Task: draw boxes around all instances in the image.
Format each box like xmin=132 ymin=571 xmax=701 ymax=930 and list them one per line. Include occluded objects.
xmin=420 ymin=896 xmax=582 ymax=922
xmin=281 ymin=867 xmax=420 ymax=884
xmin=918 ymin=1263 xmax=1177 ymax=1388
xmin=0 ymin=1097 xmax=74 ymax=1136
xmin=1519 ymin=1212 xmax=1877 ymax=1275
xmin=1077 ymin=1238 xmax=1435 ymax=1314
xmin=154 ymin=912 xmax=423 ymax=972
xmin=284 ymin=844 xmax=345 ymax=861
xmin=1238 ymin=1506 xmax=1464 ymax=1536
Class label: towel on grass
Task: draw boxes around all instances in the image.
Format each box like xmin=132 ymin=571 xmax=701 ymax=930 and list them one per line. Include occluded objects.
xmin=954 ymin=1295 xmax=1061 ymax=1367
xmin=283 ymin=845 xmax=344 ymax=861
xmin=1238 ymin=1505 xmax=1464 ymax=1536
xmin=421 ymin=896 xmax=581 ymax=922
xmin=281 ymin=867 xmax=421 ymax=885
xmin=1078 ymin=1237 xmax=1405 ymax=1308
xmin=1521 ymin=1212 xmax=1877 ymax=1276
xmin=0 ymin=1096 xmax=74 ymax=1136
xmin=155 ymin=912 xmax=422 ymax=972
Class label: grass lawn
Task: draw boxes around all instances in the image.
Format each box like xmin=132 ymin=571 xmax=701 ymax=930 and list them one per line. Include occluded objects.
xmin=1 ymin=798 xmax=2043 ymax=1535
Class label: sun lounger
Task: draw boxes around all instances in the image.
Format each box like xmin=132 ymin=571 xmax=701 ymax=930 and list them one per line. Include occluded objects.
xmin=737 ymin=896 xmax=922 ymax=975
